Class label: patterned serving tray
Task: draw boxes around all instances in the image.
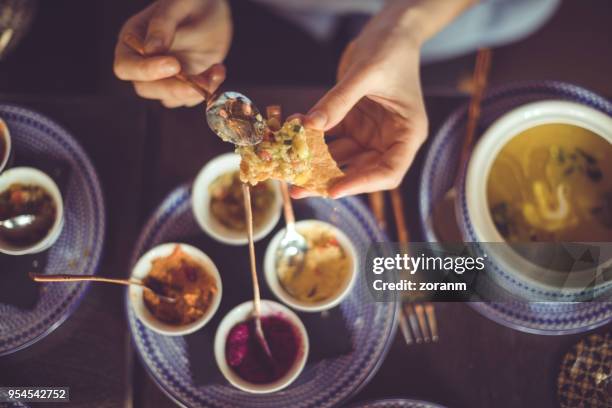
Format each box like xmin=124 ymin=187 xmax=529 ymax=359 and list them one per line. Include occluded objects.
xmin=419 ymin=81 xmax=612 ymax=335
xmin=0 ymin=104 xmax=106 ymax=356
xmin=126 ymin=185 xmax=397 ymax=407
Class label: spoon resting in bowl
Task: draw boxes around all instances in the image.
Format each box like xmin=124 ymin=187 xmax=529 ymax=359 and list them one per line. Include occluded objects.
xmin=242 ymin=183 xmax=273 ymax=359
xmin=29 ymin=273 xmax=177 ymax=304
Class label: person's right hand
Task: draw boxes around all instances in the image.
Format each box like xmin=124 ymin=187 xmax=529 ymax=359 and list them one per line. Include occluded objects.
xmin=113 ymin=0 xmax=232 ymax=108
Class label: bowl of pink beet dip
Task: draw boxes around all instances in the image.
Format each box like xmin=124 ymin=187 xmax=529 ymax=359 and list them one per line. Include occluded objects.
xmin=214 ymin=300 xmax=309 ymax=393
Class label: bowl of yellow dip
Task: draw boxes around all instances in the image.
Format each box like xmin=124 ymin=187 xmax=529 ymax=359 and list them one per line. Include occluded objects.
xmin=264 ymin=220 xmax=357 ymax=312
xmin=459 ymin=100 xmax=612 ymax=297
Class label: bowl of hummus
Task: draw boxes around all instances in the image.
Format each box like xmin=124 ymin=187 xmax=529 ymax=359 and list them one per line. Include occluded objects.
xmin=192 ymin=153 xmax=282 ymax=245
xmin=264 ymin=220 xmax=357 ymax=312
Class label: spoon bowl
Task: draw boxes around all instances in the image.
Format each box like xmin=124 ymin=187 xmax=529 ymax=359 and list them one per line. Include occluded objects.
xmin=206 ymin=91 xmax=266 ymax=146
xmin=276 ymin=182 xmax=308 ymax=277
xmin=0 ymin=213 xmax=37 ymax=232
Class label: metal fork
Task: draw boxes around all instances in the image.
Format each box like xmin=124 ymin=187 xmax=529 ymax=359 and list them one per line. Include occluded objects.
xmin=398 ymin=301 xmax=439 ymax=344
xmin=368 ymin=190 xmax=440 ymax=345
xmin=389 ymin=188 xmax=440 ymax=345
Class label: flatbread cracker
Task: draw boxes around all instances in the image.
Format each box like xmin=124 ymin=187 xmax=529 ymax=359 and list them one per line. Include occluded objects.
xmin=237 ymin=118 xmax=343 ymax=196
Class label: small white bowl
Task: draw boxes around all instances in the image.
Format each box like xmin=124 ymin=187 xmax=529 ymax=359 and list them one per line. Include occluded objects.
xmin=0 ymin=167 xmax=64 ymax=255
xmin=129 ymin=242 xmax=223 ymax=336
xmin=264 ymin=220 xmax=358 ymax=312
xmin=0 ymin=118 xmax=11 ymax=173
xmin=214 ymin=300 xmax=309 ymax=393
xmin=192 ymin=153 xmax=282 ymax=245
xmin=460 ymin=100 xmax=612 ymax=294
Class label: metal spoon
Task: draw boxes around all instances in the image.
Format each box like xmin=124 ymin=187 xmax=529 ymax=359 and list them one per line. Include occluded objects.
xmin=122 ymin=34 xmax=266 ymax=146
xmin=276 ymin=182 xmax=308 ymax=281
xmin=29 ymin=273 xmax=177 ymax=304
xmin=0 ymin=214 xmax=37 ymax=234
xmin=242 ymin=183 xmax=273 ymax=359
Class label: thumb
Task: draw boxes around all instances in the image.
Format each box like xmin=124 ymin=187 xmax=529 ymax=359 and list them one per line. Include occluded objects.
xmin=305 ymin=72 xmax=369 ymax=131
xmin=144 ymin=0 xmax=191 ymax=54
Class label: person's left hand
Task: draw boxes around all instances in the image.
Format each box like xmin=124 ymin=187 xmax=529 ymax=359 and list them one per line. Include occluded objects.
xmin=293 ymin=8 xmax=428 ymax=199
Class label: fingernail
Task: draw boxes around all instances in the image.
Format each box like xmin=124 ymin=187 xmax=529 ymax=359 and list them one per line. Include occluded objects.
xmin=159 ymin=59 xmax=179 ymax=76
xmin=145 ymin=35 xmax=165 ymax=54
xmin=306 ymin=110 xmax=327 ymax=130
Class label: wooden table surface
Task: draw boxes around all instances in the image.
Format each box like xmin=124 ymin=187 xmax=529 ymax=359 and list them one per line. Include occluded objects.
xmin=0 ymin=89 xmax=608 ymax=408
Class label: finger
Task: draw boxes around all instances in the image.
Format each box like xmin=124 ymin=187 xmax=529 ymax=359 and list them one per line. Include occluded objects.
xmin=192 ymin=63 xmax=227 ymax=95
xmin=160 ymin=97 xmax=199 ymax=109
xmin=286 ymin=113 xmax=306 ymax=123
xmin=145 ymin=0 xmax=193 ymax=54
xmin=133 ymin=78 xmax=203 ymax=103
xmin=305 ymin=71 xmax=370 ymax=131
xmin=160 ymin=99 xmax=183 ymax=109
xmin=330 ymin=140 xmax=417 ymax=198
xmin=289 ymin=186 xmax=319 ymax=199
xmin=114 ymin=45 xmax=181 ymax=81
xmin=329 ymin=164 xmax=400 ymax=198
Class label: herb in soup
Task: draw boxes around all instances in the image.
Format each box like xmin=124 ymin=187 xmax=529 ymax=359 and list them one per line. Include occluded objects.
xmin=487 ymin=124 xmax=612 ymax=242
xmin=0 ymin=183 xmax=56 ymax=246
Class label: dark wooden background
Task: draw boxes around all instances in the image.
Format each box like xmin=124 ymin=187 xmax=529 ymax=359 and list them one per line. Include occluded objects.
xmin=0 ymin=1 xmax=611 ymax=407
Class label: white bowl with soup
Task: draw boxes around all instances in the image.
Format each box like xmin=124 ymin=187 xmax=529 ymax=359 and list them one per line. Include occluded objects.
xmin=460 ymin=100 xmax=612 ymax=295
xmin=0 ymin=167 xmax=64 ymax=255
xmin=192 ymin=153 xmax=282 ymax=245
xmin=264 ymin=220 xmax=358 ymax=312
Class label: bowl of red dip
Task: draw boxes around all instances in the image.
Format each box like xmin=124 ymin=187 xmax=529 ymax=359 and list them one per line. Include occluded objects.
xmin=214 ymin=300 xmax=309 ymax=393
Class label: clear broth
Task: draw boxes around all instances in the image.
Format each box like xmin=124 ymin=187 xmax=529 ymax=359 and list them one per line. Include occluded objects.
xmin=487 ymin=123 xmax=612 ymax=242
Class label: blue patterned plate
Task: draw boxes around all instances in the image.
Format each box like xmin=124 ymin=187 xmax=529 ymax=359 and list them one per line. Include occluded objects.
xmin=127 ymin=185 xmax=397 ymax=408
xmin=348 ymin=398 xmax=446 ymax=408
xmin=0 ymin=104 xmax=106 ymax=356
xmin=419 ymin=81 xmax=612 ymax=335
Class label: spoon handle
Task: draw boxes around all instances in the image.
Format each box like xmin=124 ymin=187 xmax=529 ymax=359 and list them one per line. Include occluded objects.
xmin=242 ymin=183 xmax=262 ymax=318
xmin=122 ymin=33 xmax=211 ymax=100
xmin=279 ymin=181 xmax=296 ymax=230
xmin=30 ymin=273 xmax=139 ymax=288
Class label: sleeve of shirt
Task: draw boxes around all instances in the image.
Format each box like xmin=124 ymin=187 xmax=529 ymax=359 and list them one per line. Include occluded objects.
xmin=421 ymin=0 xmax=561 ymax=63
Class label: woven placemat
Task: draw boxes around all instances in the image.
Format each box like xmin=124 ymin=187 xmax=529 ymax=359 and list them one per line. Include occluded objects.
xmin=558 ymin=332 xmax=611 ymax=407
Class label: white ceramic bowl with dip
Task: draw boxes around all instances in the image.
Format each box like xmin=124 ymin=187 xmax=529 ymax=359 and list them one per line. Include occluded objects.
xmin=129 ymin=242 xmax=223 ymax=336
xmin=264 ymin=219 xmax=358 ymax=312
xmin=457 ymin=100 xmax=612 ymax=297
xmin=0 ymin=118 xmax=11 ymax=173
xmin=192 ymin=152 xmax=282 ymax=245
xmin=214 ymin=299 xmax=309 ymax=394
xmin=0 ymin=167 xmax=64 ymax=255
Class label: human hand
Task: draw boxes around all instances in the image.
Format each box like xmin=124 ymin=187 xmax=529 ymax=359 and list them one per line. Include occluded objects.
xmin=113 ymin=0 xmax=232 ymax=108
xmin=295 ymin=0 xmax=477 ymax=198
xmin=296 ymin=14 xmax=427 ymax=198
